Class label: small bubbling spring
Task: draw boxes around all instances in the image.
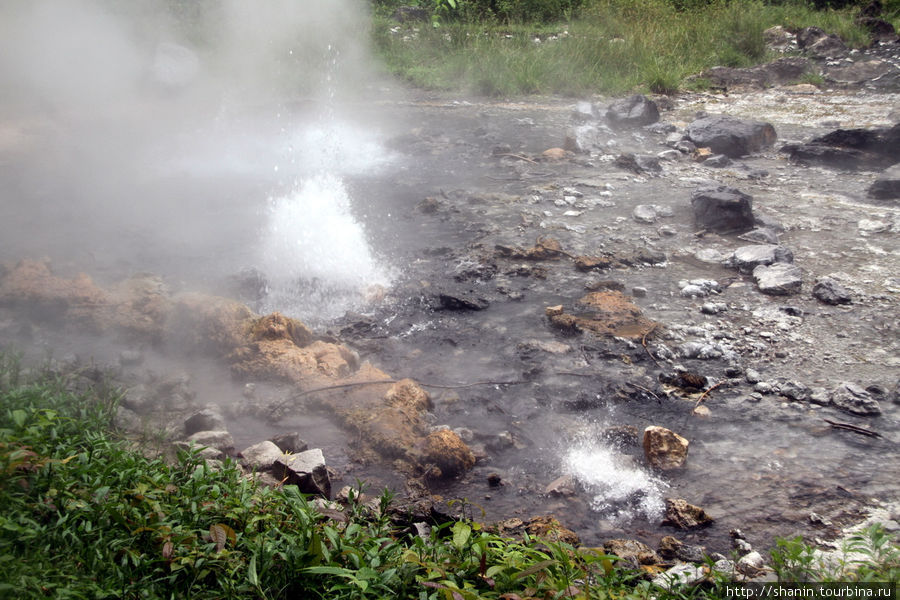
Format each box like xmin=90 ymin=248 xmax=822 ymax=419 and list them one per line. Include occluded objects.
xmin=260 ymin=173 xmax=393 ymax=323
xmin=564 ymin=435 xmax=668 ymax=525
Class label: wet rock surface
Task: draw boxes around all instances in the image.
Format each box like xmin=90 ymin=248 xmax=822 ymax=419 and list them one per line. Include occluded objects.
xmin=1 ymin=66 xmax=898 ymax=558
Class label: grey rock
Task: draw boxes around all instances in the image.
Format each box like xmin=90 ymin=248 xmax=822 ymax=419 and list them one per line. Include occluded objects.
xmin=739 ymin=227 xmax=780 ymax=245
xmin=698 ymin=58 xmax=811 ymax=90
xmin=691 ymin=185 xmax=755 ymax=233
xmin=437 ymin=291 xmax=489 ymax=311
xmin=239 ymin=440 xmax=284 ymax=472
xmin=118 ymin=350 xmax=144 ymax=366
xmin=753 ymin=263 xmax=803 ymax=295
xmin=633 ymin=204 xmax=658 ymax=223
xmin=674 ymin=140 xmax=697 ymax=154
xmin=782 ymin=124 xmax=900 ymax=171
xmin=812 ymin=277 xmax=852 ymax=305
xmin=731 ymin=245 xmax=794 ymax=274
xmin=658 ymin=149 xmax=682 ymax=161
xmin=114 ymin=406 xmax=143 ymax=432
xmin=686 ymin=115 xmax=777 ymax=158
xmin=121 ymin=384 xmax=155 ymax=415
xmin=274 ymin=448 xmax=332 ymax=498
xmin=701 ymin=302 xmax=727 ymax=315
xmin=653 ymin=564 xmax=707 ymax=590
xmin=632 ymin=286 xmax=648 ymax=298
xmin=745 ymin=369 xmax=762 ymax=384
xmin=829 ymin=382 xmax=882 ymax=416
xmin=606 ymin=94 xmax=660 ymax=129
xmin=614 ymin=153 xmax=661 ymax=174
xmin=777 ymin=380 xmax=811 ymax=402
xmin=185 ymin=430 xmax=235 ymax=455
xmin=868 ymin=164 xmax=900 ymax=200
xmin=270 ymin=432 xmax=309 ymax=453
xmin=704 ymin=154 xmax=732 ymax=168
xmin=184 ymin=408 xmax=227 ymax=436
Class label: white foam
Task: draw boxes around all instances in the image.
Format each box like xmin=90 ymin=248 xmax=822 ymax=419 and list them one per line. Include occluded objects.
xmin=565 ymin=440 xmax=668 ymax=524
xmin=260 ymin=173 xmax=392 ymax=321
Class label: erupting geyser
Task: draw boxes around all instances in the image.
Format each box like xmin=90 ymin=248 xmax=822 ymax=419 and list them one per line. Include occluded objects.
xmin=261 ymin=172 xmax=393 ymax=322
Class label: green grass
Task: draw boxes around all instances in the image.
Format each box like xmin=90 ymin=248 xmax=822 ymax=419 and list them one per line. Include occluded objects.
xmin=372 ymin=0 xmax=874 ymax=96
xmin=1 ymin=354 xmax=897 ymax=598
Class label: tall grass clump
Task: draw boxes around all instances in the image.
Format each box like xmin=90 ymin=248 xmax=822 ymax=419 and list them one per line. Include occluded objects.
xmin=372 ymin=0 xmax=872 ymax=96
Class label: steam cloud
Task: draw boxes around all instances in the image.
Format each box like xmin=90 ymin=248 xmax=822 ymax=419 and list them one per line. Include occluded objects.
xmin=0 ymin=0 xmax=391 ymax=314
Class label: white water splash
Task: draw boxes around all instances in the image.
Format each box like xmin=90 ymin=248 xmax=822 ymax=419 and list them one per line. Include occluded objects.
xmin=565 ymin=439 xmax=668 ymax=525
xmin=260 ymin=173 xmax=392 ymax=322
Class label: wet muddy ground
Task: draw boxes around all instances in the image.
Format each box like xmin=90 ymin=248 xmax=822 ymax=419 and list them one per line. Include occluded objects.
xmin=1 ymin=83 xmax=898 ymax=555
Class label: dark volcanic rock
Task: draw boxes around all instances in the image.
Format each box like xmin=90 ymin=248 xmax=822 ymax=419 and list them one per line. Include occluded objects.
xmin=698 ymin=57 xmax=811 ymax=90
xmin=437 ymin=290 xmax=490 ymax=311
xmin=869 ymin=164 xmax=900 ymax=200
xmin=812 ymin=277 xmax=853 ymax=305
xmin=782 ymin=124 xmax=900 ymax=170
xmin=184 ymin=407 xmax=227 ymax=436
xmin=730 ymin=244 xmax=794 ymax=274
xmin=690 ymin=185 xmax=755 ymax=233
xmin=605 ymin=94 xmax=660 ymax=129
xmin=797 ymin=26 xmax=848 ymax=58
xmin=686 ymin=115 xmax=777 ymax=158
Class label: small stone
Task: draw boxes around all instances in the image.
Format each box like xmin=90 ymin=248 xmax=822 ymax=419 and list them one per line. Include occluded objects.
xmin=633 ymin=204 xmax=658 ymax=223
xmin=185 ymin=430 xmax=235 ymax=456
xmin=753 ymin=263 xmax=803 ymax=295
xmin=239 ymin=440 xmax=284 ymax=472
xmin=745 ymin=369 xmax=762 ymax=384
xmin=737 ymin=551 xmax=767 ymax=576
xmin=691 ymin=185 xmax=755 ymax=234
xmin=487 ymin=473 xmax=503 ymax=487
xmin=632 ymin=286 xmax=647 ymax=298
xmin=544 ymin=474 xmax=576 ymax=496
xmin=545 ymin=305 xmax=564 ymax=317
xmin=701 ymin=302 xmax=727 ymax=315
xmin=731 ymin=244 xmax=794 ymax=274
xmin=274 ymin=448 xmax=331 ymax=498
xmin=812 ymin=277 xmax=852 ymax=305
xmin=604 ymin=539 xmax=661 ymax=568
xmin=704 ymin=154 xmax=732 ymax=168
xmin=184 ymin=408 xmax=227 ymax=436
xmin=424 ymin=429 xmax=476 ymax=477
xmin=643 ymin=426 xmax=689 ymax=470
xmin=269 ymin=432 xmax=309 ymax=454
xmin=652 ymin=564 xmax=708 ymax=591
xmin=662 ymin=498 xmax=714 ymax=529
xmin=829 ymin=382 xmax=882 ymax=416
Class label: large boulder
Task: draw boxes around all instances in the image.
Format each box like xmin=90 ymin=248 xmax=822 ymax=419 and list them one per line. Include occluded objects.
xmin=605 ymin=94 xmax=660 ymax=129
xmin=697 ymin=57 xmax=811 ymax=90
xmin=274 ymin=448 xmax=332 ymax=498
xmin=643 ymin=426 xmax=689 ymax=470
xmin=797 ymin=26 xmax=848 ymax=58
xmin=686 ymin=116 xmax=777 ymax=158
xmin=690 ymin=185 xmax=755 ymax=234
xmin=782 ymin=124 xmax=900 ymax=170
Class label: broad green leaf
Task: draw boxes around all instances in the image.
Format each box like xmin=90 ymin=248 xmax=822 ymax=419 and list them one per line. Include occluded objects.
xmin=248 ymin=554 xmax=259 ymax=587
xmin=10 ymin=409 xmax=26 ymax=428
xmin=452 ymin=521 xmax=471 ymax=551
